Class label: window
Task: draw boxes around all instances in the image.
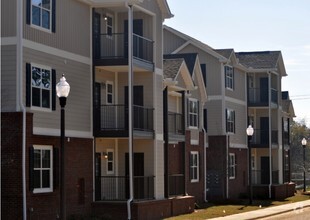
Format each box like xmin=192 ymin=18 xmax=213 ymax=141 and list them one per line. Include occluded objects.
xmin=190 ymin=151 xmax=199 ymax=182
xmin=26 ymin=0 xmax=55 ymax=32
xmin=251 ymin=155 xmax=255 ymax=170
xmin=26 ymin=63 xmax=56 ymax=110
xmin=188 ymin=98 xmax=199 ymax=128
xmin=229 ymin=153 xmax=236 ymax=179
xmin=106 ymin=82 xmax=113 ymax=104
xmin=106 ymin=149 xmax=114 ymax=174
xmin=32 ymin=145 xmax=53 ymax=193
xmin=105 ymin=14 xmax=113 ymax=37
xmin=226 ymin=109 xmax=235 ymax=133
xmin=225 ymin=66 xmax=234 ymax=89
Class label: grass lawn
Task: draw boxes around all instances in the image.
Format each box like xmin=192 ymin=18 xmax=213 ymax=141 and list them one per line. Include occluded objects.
xmin=164 ymin=190 xmax=310 ymax=220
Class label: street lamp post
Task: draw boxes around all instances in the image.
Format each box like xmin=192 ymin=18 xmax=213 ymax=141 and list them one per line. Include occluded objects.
xmin=56 ymin=74 xmax=70 ymax=220
xmin=302 ymin=138 xmax=307 ymax=192
xmin=246 ymin=125 xmax=254 ymax=205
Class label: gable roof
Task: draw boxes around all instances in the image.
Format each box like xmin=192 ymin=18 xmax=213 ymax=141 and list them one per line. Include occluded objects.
xmin=235 ymin=51 xmax=281 ymax=69
xmin=164 ymin=53 xmax=198 ymax=76
xmin=214 ymin=49 xmax=234 ymax=59
xmin=281 ymin=91 xmax=295 ymax=117
xmin=163 ymin=58 xmax=184 ymax=79
xmin=157 ymin=0 xmax=173 ymax=19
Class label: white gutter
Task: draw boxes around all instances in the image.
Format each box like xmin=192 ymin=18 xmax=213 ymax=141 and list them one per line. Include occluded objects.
xmin=17 ymin=0 xmax=27 ymax=219
xmin=125 ymin=2 xmax=134 ymax=220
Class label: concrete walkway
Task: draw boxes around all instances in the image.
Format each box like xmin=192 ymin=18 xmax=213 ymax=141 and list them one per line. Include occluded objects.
xmin=210 ymin=199 xmax=310 ymax=220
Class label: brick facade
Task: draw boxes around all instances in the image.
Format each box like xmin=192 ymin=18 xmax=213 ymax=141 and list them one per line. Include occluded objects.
xmin=1 ymin=112 xmax=93 ymax=220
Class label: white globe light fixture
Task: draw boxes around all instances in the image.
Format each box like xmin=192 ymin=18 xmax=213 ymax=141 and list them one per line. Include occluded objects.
xmin=246 ymin=124 xmax=254 ymax=205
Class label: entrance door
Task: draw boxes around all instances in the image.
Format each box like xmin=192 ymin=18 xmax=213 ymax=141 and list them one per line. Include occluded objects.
xmin=124 ymin=86 xmax=144 ymax=129
xmin=125 ymin=153 xmax=144 ymax=199
xmin=93 ymin=12 xmax=101 ymax=59
xmin=95 ymin=153 xmax=101 ymax=201
xmin=260 ymin=117 xmax=269 ymax=145
xmin=124 ymin=19 xmax=143 ymax=59
xmin=260 ymin=78 xmax=268 ymax=104
xmin=261 ymin=157 xmax=270 ymax=184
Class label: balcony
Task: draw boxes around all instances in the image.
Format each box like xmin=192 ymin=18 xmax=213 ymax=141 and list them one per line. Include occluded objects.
xmin=94 ymin=104 xmax=154 ymax=137
xmin=168 ymin=112 xmax=185 ymax=142
xmin=95 ymin=176 xmax=154 ymax=201
xmin=248 ymin=88 xmax=278 ymax=107
xmin=251 ymin=170 xmax=279 ymax=185
xmin=251 ymin=129 xmax=278 ymax=148
xmin=168 ymin=174 xmax=185 ymax=196
xmin=93 ymin=33 xmax=154 ymax=70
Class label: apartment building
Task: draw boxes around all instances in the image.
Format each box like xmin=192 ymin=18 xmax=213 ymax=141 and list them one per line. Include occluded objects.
xmin=1 ymin=0 xmax=201 ymax=219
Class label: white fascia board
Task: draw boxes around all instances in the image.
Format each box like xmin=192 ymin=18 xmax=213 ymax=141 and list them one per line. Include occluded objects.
xmin=76 ymin=0 xmax=143 ymax=7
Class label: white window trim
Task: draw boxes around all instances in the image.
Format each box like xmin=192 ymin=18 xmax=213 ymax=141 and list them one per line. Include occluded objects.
xmin=105 ymin=13 xmax=113 ymax=38
xmin=30 ymin=0 xmax=52 ymax=32
xmin=30 ymin=63 xmax=52 ymax=111
xmin=106 ymin=81 xmax=114 ymax=104
xmin=33 ymin=145 xmax=53 ymax=193
xmin=225 ymin=65 xmax=234 ymax=90
xmin=229 ymin=153 xmax=236 ymax=179
xmin=188 ymin=98 xmax=198 ymax=129
xmin=190 ymin=151 xmax=199 ymax=183
xmin=106 ymin=149 xmax=114 ymax=174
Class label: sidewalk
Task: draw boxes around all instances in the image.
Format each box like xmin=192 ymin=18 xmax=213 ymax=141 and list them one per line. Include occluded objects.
xmin=210 ymin=199 xmax=310 ymax=220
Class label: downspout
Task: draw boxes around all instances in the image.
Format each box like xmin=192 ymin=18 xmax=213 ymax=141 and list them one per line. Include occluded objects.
xmin=17 ymin=0 xmax=27 ymax=219
xmin=268 ymin=72 xmax=272 ymax=198
xmin=202 ymin=101 xmax=208 ymax=202
xmin=125 ymin=2 xmax=134 ymax=220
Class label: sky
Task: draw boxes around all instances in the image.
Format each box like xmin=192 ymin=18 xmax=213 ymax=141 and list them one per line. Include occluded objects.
xmin=164 ymin=0 xmax=310 ymax=125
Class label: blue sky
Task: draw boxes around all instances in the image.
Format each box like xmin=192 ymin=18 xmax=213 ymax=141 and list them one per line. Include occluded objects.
xmin=164 ymin=0 xmax=310 ymax=125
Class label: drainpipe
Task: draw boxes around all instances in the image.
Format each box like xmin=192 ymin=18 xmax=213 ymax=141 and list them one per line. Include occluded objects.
xmin=17 ymin=0 xmax=27 ymax=219
xmin=226 ymin=135 xmax=229 ymax=199
xmin=202 ymin=103 xmax=208 ymax=202
xmin=125 ymin=2 xmax=134 ymax=220
xmin=268 ymin=71 xmax=272 ymax=198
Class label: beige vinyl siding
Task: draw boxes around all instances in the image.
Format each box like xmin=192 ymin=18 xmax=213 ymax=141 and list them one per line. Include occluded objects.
xmin=178 ymin=44 xmax=222 ymax=95
xmin=23 ymin=47 xmax=91 ymax=132
xmin=1 ymin=0 xmax=17 ymax=37
xmin=1 ymin=45 xmax=17 ymax=111
xmin=225 ymin=68 xmax=246 ymax=101
xmin=23 ymin=0 xmax=90 ymax=57
xmin=155 ymin=73 xmax=164 ymax=134
xmin=226 ymin=101 xmax=247 ymax=147
xmin=163 ymin=29 xmax=187 ymax=54
xmin=207 ymin=100 xmax=223 ymax=135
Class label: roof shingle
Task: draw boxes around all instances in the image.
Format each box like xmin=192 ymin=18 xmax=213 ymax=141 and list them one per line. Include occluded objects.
xmin=235 ymin=51 xmax=281 ymax=69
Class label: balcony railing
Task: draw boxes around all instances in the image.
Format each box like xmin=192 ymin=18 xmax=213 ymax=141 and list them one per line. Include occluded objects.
xmin=96 ymin=104 xmax=154 ymax=133
xmin=168 ymin=174 xmax=185 ymax=196
xmin=251 ymin=170 xmax=279 ymax=185
xmin=168 ymin=112 xmax=184 ymax=135
xmin=283 ymin=131 xmax=290 ymax=145
xmin=95 ymin=176 xmax=155 ymax=201
xmin=248 ymin=88 xmax=278 ymax=106
xmin=251 ymin=129 xmax=278 ymax=146
xmin=94 ymin=33 xmax=154 ymax=63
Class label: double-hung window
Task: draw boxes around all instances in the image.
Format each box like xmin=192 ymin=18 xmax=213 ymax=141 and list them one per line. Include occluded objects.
xmin=226 ymin=109 xmax=235 ymax=133
xmin=105 ymin=14 xmax=113 ymax=37
xmin=188 ymin=98 xmax=199 ymax=128
xmin=229 ymin=153 xmax=236 ymax=179
xmin=190 ymin=151 xmax=199 ymax=182
xmin=32 ymin=145 xmax=53 ymax=193
xmin=225 ymin=66 xmax=234 ymax=90
xmin=106 ymin=149 xmax=114 ymax=174
xmin=26 ymin=0 xmax=56 ymax=32
xmin=106 ymin=82 xmax=113 ymax=104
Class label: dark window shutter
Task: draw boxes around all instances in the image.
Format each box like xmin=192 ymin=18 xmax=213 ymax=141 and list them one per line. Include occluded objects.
xmin=52 ymin=0 xmax=56 ymax=33
xmin=224 ymin=66 xmax=227 ymax=88
xmin=225 ymin=109 xmax=228 ymax=133
xmin=235 ymin=154 xmax=237 ymax=178
xmin=232 ymin=67 xmax=235 ymax=90
xmin=233 ymin=111 xmax=236 ymax=133
xmin=203 ymin=109 xmax=207 ymax=132
xmin=53 ymin=147 xmax=59 ymax=189
xmin=29 ymin=146 xmax=34 ymax=191
xmin=26 ymin=63 xmax=31 ymax=107
xmin=187 ymin=99 xmax=190 ymax=127
xmin=189 ymin=153 xmax=193 ymax=180
xmin=52 ymin=69 xmax=56 ymax=110
xmin=26 ymin=0 xmax=31 ymax=25
xmin=197 ymin=101 xmax=200 ymax=128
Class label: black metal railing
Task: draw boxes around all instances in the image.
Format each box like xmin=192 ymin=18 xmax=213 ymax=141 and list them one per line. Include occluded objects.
xmin=95 ymin=176 xmax=155 ymax=201
xmin=251 ymin=170 xmax=279 ymax=184
xmin=283 ymin=131 xmax=290 ymax=145
xmin=94 ymin=33 xmax=154 ymax=63
xmin=251 ymin=129 xmax=278 ymax=146
xmin=168 ymin=174 xmax=185 ymax=196
xmin=168 ymin=112 xmax=184 ymax=135
xmin=248 ymin=88 xmax=278 ymax=106
xmin=98 ymin=104 xmax=154 ymax=132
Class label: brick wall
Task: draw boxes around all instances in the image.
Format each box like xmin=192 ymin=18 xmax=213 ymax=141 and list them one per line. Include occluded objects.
xmin=2 ymin=112 xmax=93 ymax=220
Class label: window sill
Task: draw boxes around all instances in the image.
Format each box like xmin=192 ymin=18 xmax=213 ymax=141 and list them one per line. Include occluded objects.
xmin=30 ymin=24 xmax=52 ymax=33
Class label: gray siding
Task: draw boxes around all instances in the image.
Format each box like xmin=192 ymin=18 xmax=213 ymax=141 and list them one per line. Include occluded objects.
xmin=23 ymin=0 xmax=90 ymax=57
xmin=1 ymin=0 xmax=16 ymax=37
xmin=163 ymin=29 xmax=187 ymax=54
xmin=1 ymin=45 xmax=17 ymax=111
xmin=23 ymin=47 xmax=91 ymax=132
xmin=225 ymin=67 xmax=246 ymax=101
xmin=207 ymin=100 xmax=223 ymax=135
